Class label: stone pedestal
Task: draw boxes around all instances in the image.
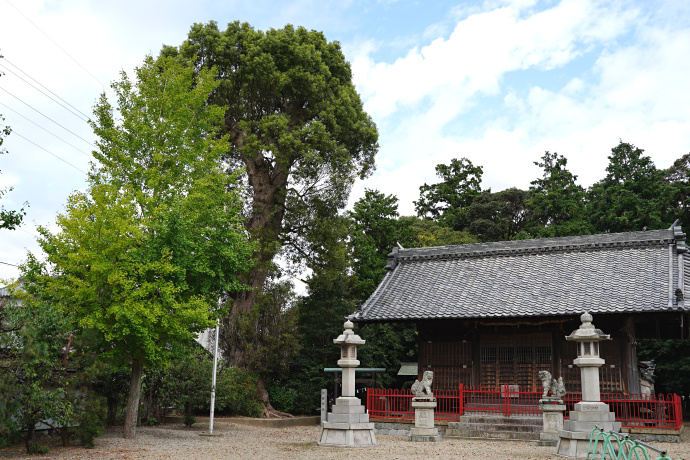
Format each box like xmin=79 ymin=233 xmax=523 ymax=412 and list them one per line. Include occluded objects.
xmin=409 ymin=397 xmax=441 ymax=442
xmin=318 ymin=396 xmax=378 ymax=447
xmin=555 ymin=402 xmax=621 ymax=458
xmin=538 ymin=399 xmax=565 ymax=446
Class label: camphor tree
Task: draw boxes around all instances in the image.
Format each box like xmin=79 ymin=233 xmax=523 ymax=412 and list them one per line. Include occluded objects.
xmin=167 ymin=21 xmax=378 ymax=413
xmin=21 ymin=55 xmax=253 ymax=439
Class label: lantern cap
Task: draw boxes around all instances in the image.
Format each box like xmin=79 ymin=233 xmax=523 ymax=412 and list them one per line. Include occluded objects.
xmin=334 ymin=320 xmax=365 ymax=345
xmin=565 ymin=312 xmax=611 ymax=342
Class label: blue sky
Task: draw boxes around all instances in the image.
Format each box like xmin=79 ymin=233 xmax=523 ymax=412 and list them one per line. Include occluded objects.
xmin=1 ymin=0 xmax=690 ymax=281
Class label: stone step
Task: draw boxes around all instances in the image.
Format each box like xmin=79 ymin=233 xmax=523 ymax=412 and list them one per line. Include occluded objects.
xmin=451 ymin=415 xmax=543 ymax=427
xmin=446 ymin=415 xmax=544 ymax=442
xmin=448 ymin=422 xmax=541 ymax=433
xmin=445 ymin=429 xmax=541 ymax=441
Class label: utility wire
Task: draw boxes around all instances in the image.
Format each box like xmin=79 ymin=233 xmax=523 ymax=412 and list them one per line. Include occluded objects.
xmin=0 ymin=62 xmax=90 ymax=122
xmin=15 ymin=226 xmax=41 ymax=238
xmin=2 ymin=58 xmax=92 ymax=120
xmin=3 ymin=0 xmax=108 ymax=92
xmin=0 ymin=125 xmax=87 ymax=174
xmin=0 ymin=261 xmax=19 ymax=267
xmin=0 ymin=103 xmax=93 ymax=159
xmin=0 ymin=87 xmax=95 ymax=148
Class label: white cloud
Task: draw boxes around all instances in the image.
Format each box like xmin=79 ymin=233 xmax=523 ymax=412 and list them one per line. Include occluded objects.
xmin=350 ymin=0 xmax=689 ymax=218
xmin=352 ymin=0 xmax=637 ymax=122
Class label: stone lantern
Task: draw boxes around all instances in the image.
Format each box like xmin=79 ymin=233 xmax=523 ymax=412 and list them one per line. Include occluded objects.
xmin=565 ymin=311 xmax=610 ymax=402
xmin=318 ymin=320 xmax=377 ymax=447
xmin=334 ymin=320 xmax=365 ymax=398
xmin=556 ymin=312 xmax=621 ymax=458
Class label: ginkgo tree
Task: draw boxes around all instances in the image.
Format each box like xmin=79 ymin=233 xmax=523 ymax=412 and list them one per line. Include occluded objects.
xmin=21 ymin=55 xmax=254 ymax=440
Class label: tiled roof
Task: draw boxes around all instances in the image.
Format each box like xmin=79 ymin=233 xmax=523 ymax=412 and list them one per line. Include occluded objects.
xmin=353 ymin=228 xmax=690 ymax=322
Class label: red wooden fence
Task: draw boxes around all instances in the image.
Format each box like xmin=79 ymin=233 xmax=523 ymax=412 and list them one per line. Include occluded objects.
xmin=366 ymin=385 xmax=683 ymax=430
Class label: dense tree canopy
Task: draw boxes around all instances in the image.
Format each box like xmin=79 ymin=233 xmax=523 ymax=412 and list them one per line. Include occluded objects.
xmin=588 ymin=142 xmax=673 ymax=233
xmin=414 ymin=157 xmax=483 ymax=231
xmin=467 ymin=188 xmax=531 ymax=242
xmin=527 ymin=151 xmax=591 ymax=238
xmin=349 ymin=189 xmax=413 ymax=300
xmin=168 ymin=21 xmax=379 ymax=322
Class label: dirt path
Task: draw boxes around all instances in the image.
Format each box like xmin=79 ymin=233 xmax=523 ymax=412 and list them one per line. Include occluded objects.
xmin=1 ymin=421 xmax=688 ymax=459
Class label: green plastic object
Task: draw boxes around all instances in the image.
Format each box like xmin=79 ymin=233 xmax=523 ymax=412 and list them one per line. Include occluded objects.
xmin=585 ymin=426 xmax=678 ymax=460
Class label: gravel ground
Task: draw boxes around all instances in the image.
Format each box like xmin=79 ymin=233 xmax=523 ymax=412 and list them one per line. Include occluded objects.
xmin=1 ymin=421 xmax=688 ymax=460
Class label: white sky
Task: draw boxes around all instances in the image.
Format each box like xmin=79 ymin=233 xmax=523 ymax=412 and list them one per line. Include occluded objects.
xmin=1 ymin=0 xmax=690 ymax=281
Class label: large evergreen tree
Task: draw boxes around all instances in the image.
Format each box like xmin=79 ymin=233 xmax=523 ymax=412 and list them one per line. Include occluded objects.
xmin=169 ymin=22 xmax=378 ymax=346
xmin=466 ymin=188 xmax=531 ymax=242
xmin=414 ymin=158 xmax=484 ymax=231
xmin=587 ymin=141 xmax=674 ymax=233
xmin=349 ymin=189 xmax=413 ymax=300
xmin=527 ymin=151 xmax=591 ymax=237
xmin=664 ymin=152 xmax=690 ymax=227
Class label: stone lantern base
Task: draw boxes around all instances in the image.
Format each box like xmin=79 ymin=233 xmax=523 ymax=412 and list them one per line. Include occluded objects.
xmin=555 ymin=402 xmax=621 ymax=458
xmin=318 ymin=397 xmax=377 ymax=447
xmin=538 ymin=399 xmax=565 ymax=446
xmin=409 ymin=397 xmax=441 ymax=442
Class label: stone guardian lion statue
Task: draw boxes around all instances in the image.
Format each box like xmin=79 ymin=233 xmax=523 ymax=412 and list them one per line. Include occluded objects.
xmin=538 ymin=370 xmax=566 ymax=400
xmin=411 ymin=371 xmax=434 ymax=397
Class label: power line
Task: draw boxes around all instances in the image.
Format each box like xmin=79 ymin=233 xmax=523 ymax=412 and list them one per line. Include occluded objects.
xmin=0 ymin=103 xmax=94 ymax=159
xmin=15 ymin=226 xmax=41 ymax=238
xmin=3 ymin=58 xmax=92 ymax=120
xmin=0 ymin=261 xmax=19 ymax=267
xmin=0 ymin=125 xmax=87 ymax=174
xmin=3 ymin=0 xmax=108 ymax=92
xmin=0 ymin=62 xmax=90 ymax=122
xmin=0 ymin=87 xmax=95 ymax=148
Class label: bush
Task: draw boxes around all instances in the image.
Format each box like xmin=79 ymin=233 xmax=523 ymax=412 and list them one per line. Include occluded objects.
xmin=183 ymin=414 xmax=196 ymax=427
xmin=27 ymin=443 xmax=49 ymax=454
xmin=268 ymin=385 xmax=296 ymax=413
xmin=215 ymin=367 xmax=263 ymax=417
xmin=72 ymin=394 xmax=106 ymax=449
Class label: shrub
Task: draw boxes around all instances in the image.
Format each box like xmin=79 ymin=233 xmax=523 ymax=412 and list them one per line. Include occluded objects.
xmin=215 ymin=367 xmax=263 ymax=418
xmin=72 ymin=394 xmax=106 ymax=449
xmin=27 ymin=443 xmax=49 ymax=454
xmin=183 ymin=414 xmax=196 ymax=427
xmin=268 ymin=385 xmax=296 ymax=413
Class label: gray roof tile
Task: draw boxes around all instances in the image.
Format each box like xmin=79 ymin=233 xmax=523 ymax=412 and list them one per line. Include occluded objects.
xmin=354 ymin=228 xmax=690 ymax=321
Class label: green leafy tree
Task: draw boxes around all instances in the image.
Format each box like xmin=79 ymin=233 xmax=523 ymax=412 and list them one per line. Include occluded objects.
xmin=349 ymin=189 xmax=413 ymax=300
xmin=587 ymin=141 xmax=674 ymax=233
xmin=527 ymin=151 xmax=591 ymax=238
xmin=169 ymin=21 xmax=378 ymax=330
xmin=467 ymin=188 xmax=531 ymax=242
xmin=403 ymin=216 xmax=478 ymax=248
xmin=415 ymin=158 xmax=484 ymax=231
xmin=664 ymin=152 xmax=690 ymax=227
xmin=636 ymin=339 xmax=690 ymax=396
xmin=21 ymin=55 xmax=253 ymax=439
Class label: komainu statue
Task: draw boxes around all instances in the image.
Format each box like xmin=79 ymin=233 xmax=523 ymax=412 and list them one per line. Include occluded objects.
xmin=411 ymin=371 xmax=434 ymax=397
xmin=538 ymin=370 xmax=566 ymax=400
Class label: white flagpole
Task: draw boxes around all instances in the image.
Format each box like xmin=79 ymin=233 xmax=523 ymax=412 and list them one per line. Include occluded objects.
xmin=209 ymin=323 xmax=219 ymax=435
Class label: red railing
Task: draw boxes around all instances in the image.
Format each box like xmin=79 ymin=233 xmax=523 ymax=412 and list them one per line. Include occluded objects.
xmin=366 ymin=386 xmax=683 ymax=430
